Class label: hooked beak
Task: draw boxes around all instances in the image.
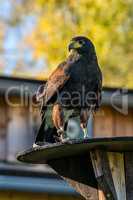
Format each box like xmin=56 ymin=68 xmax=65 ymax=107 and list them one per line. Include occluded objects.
xmin=68 ymin=41 xmax=82 ymax=51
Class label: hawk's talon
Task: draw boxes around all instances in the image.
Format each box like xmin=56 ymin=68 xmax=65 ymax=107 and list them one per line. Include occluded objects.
xmin=61 ymin=138 xmax=70 ymax=143
xmin=54 ymin=135 xmax=62 ymax=142
xmin=57 ymin=127 xmax=64 ymax=134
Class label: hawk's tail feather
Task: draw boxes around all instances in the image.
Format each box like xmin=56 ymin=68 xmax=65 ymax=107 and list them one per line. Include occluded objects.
xmin=35 ymin=118 xmax=58 ymax=145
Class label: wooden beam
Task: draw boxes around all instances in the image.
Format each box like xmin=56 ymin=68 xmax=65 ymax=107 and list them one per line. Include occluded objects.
xmin=48 ymin=153 xmax=98 ymax=200
xmin=98 ymin=188 xmax=106 ymax=200
xmin=63 ymin=177 xmax=98 ymax=200
xmin=125 ymin=152 xmax=133 ymax=200
xmin=108 ymin=152 xmax=126 ymax=200
xmin=90 ymin=150 xmax=127 ymax=200
xmin=90 ymin=150 xmax=117 ymax=200
xmin=17 ymin=138 xmax=133 ymax=200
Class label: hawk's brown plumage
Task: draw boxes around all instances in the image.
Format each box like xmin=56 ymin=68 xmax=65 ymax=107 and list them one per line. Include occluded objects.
xmin=34 ymin=36 xmax=102 ymax=145
xmin=52 ymin=103 xmax=64 ymax=131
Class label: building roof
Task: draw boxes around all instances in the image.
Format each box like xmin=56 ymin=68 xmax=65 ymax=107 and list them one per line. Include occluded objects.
xmin=0 ymin=175 xmax=78 ymax=195
xmin=0 ymin=162 xmax=79 ymax=195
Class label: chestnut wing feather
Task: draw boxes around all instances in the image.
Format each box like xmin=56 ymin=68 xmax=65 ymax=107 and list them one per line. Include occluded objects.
xmin=35 ymin=61 xmax=71 ymax=105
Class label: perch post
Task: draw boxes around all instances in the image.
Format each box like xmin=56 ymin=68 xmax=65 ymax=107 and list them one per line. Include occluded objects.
xmin=17 ymin=137 xmax=133 ymax=200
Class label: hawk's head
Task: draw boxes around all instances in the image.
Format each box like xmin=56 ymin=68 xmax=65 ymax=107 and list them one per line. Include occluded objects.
xmin=68 ymin=36 xmax=95 ymax=54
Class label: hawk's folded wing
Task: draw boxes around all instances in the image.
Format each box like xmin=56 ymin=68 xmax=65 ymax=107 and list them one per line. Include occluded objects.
xmin=34 ymin=61 xmax=72 ymax=105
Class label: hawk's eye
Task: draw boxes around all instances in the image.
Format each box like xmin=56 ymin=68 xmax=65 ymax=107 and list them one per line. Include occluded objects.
xmin=79 ymin=40 xmax=84 ymax=45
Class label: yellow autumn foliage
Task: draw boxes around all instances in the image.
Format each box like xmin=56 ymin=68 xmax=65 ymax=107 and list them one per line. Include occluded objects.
xmin=24 ymin=0 xmax=133 ymax=88
xmin=1 ymin=0 xmax=133 ymax=88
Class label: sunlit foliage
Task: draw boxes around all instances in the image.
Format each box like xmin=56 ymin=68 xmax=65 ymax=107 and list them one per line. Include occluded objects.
xmin=1 ymin=0 xmax=133 ymax=88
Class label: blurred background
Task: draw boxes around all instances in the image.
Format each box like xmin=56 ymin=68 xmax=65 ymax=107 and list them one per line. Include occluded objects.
xmin=0 ymin=0 xmax=133 ymax=88
xmin=0 ymin=0 xmax=133 ymax=200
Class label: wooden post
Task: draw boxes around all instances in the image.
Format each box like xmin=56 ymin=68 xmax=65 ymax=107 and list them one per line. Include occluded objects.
xmin=124 ymin=152 xmax=133 ymax=200
xmin=90 ymin=150 xmax=126 ymax=200
xmin=90 ymin=150 xmax=116 ymax=200
xmin=17 ymin=137 xmax=133 ymax=200
xmin=108 ymin=152 xmax=126 ymax=200
xmin=48 ymin=154 xmax=98 ymax=200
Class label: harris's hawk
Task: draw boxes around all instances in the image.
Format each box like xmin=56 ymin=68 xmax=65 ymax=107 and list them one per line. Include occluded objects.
xmin=34 ymin=36 xmax=102 ymax=145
